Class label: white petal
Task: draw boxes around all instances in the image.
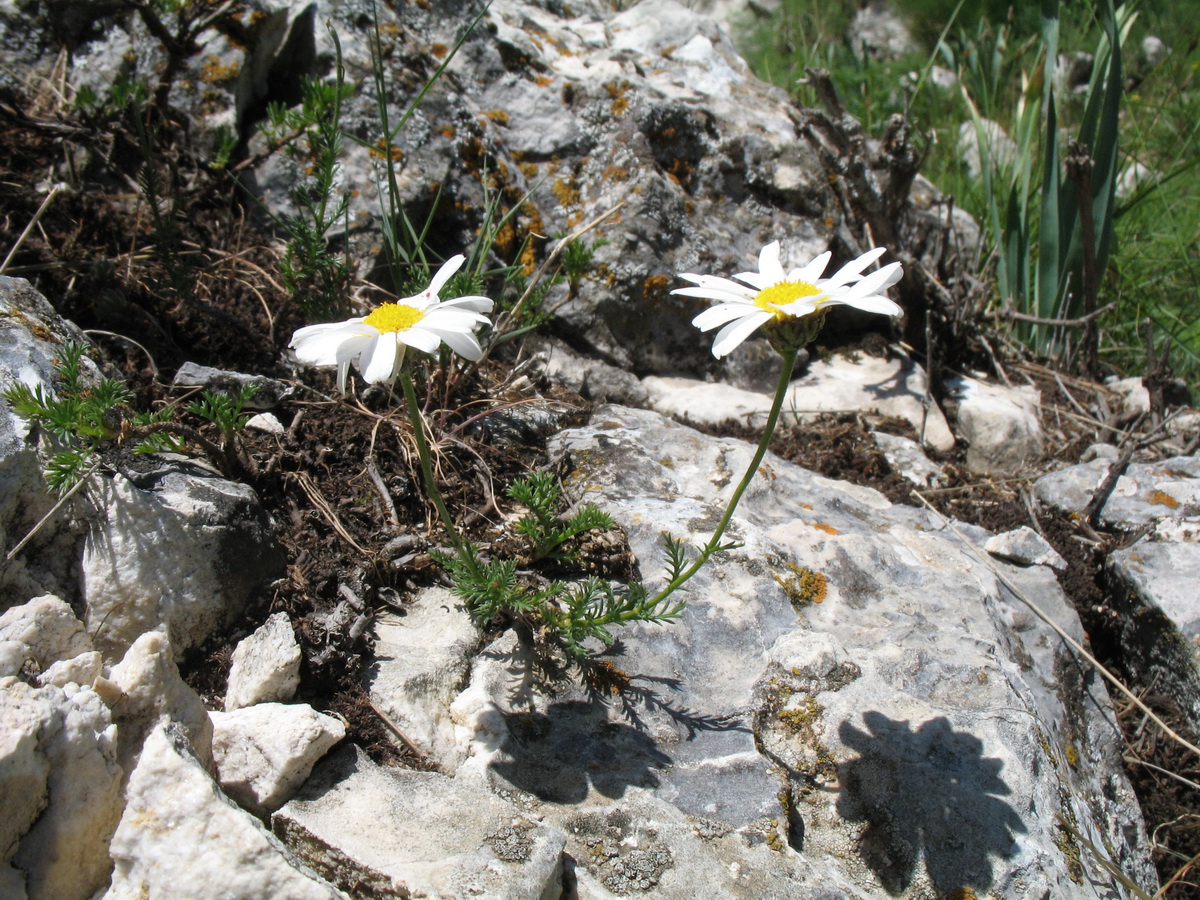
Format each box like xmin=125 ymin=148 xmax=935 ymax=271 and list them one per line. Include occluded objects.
xmin=819 ymin=247 xmax=887 ymax=289
xmin=293 ymin=325 xmax=373 ymax=366
xmin=439 ymin=294 xmax=494 ymax=314
xmin=337 ymin=360 xmax=351 ymax=394
xmin=757 ymin=241 xmax=786 ymax=283
xmin=397 ymin=326 xmax=442 ymax=355
xmin=710 ymin=310 xmax=773 ymax=358
xmin=424 ymin=325 xmax=484 ymax=360
xmin=844 ymin=261 xmax=904 ymax=298
xmin=674 ymin=286 xmax=758 ymax=305
xmin=787 ymin=251 xmax=833 ymax=285
xmin=827 ymin=294 xmax=904 ymax=316
xmin=426 ymin=255 xmax=465 ymax=298
xmin=732 ymin=270 xmax=770 ymax=290
xmin=361 ymin=334 xmax=399 ymax=384
xmin=693 ymin=303 xmax=757 ymax=331
xmin=690 ymin=274 xmax=759 ymax=297
xmin=422 ymin=308 xmax=490 ymax=331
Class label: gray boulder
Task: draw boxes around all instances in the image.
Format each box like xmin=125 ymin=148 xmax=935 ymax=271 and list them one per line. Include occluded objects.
xmin=430 ymin=404 xmax=1156 ymax=898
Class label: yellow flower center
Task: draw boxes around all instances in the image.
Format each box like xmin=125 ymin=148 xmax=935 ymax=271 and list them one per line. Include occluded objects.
xmin=754 ymin=280 xmax=821 ymax=317
xmin=363 ymin=302 xmax=425 ymax=333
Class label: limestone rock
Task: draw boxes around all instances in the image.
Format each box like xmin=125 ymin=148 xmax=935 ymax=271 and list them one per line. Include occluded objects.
xmin=1035 ymin=455 xmax=1200 ymax=530
xmin=104 ymin=724 xmax=346 ymax=900
xmin=644 ymin=351 xmax=954 ymax=451
xmin=947 ymin=375 xmax=1043 ymax=473
xmin=1 ymin=676 xmax=122 ymax=900
xmin=100 ymin=631 xmax=213 ymax=769
xmin=985 ymin=525 xmax=1067 ymax=571
xmin=1108 ymin=541 xmax=1200 ymax=737
xmin=172 ymin=362 xmax=294 ymax=409
xmin=848 ymin=0 xmax=918 ymax=62
xmin=0 ymin=595 xmax=93 ymax=678
xmin=454 ymin=403 xmax=1159 ymax=898
xmin=0 ymin=278 xmax=93 ymax=604
xmin=225 ymin=612 xmax=302 ymax=711
xmin=211 ymin=703 xmax=345 ymax=817
xmin=80 ymin=460 xmax=284 ymax=662
xmin=873 ymin=430 xmax=946 ymax=488
xmin=365 ymin=587 xmax=482 ymax=769
xmin=273 ymin=745 xmax=565 ymax=900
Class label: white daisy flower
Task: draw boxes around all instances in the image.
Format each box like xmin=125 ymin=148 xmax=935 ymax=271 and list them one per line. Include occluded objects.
xmin=289 ymin=255 xmax=494 ymax=391
xmin=674 ymin=241 xmax=904 ymax=358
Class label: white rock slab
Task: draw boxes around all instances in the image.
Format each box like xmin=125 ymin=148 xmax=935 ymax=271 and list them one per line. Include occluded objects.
xmin=0 ymin=596 xmax=94 ymax=678
xmin=492 ymin=403 xmax=1157 ymax=898
xmin=211 ymin=703 xmax=345 ymax=816
xmin=2 ymin=676 xmax=121 ymax=900
xmin=985 ymin=525 xmax=1067 ymax=570
xmin=644 ymin=352 xmax=954 ymax=451
xmin=80 ymin=462 xmax=283 ymax=663
xmin=98 ymin=631 xmax=212 ymax=768
xmin=104 ymin=724 xmax=346 ymax=900
xmin=273 ymin=745 xmax=565 ymax=900
xmin=1109 ymin=541 xmax=1200 ymax=735
xmin=1035 ymin=455 xmax=1200 ymax=530
xmin=224 ymin=611 xmax=301 ymax=711
xmin=873 ymin=430 xmax=946 ymax=488
xmin=365 ymin=586 xmax=482 ymax=769
xmin=947 ymin=375 xmax=1043 ymax=473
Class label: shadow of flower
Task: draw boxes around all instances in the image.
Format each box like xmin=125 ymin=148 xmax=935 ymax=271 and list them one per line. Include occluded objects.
xmin=836 ymin=711 xmax=1026 ymax=894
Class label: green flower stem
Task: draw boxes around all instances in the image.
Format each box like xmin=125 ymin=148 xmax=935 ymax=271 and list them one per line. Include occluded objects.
xmin=647 ymin=347 xmax=799 ymax=606
xmin=398 ymin=365 xmax=483 ymax=579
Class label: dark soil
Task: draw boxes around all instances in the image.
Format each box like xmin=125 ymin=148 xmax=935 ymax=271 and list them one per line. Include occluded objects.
xmin=2 ymin=89 xmax=1197 ymax=895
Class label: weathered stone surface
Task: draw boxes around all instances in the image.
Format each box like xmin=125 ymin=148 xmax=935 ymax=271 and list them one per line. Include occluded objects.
xmin=1108 ymin=541 xmax=1200 ymax=736
xmin=0 ymin=278 xmax=92 ymax=604
xmin=172 ymin=362 xmax=294 ymax=409
xmin=873 ymin=430 xmax=946 ymax=488
xmin=985 ymin=525 xmax=1067 ymax=571
xmin=211 ymin=702 xmax=345 ymax=816
xmin=643 ymin=351 xmax=954 ymax=451
xmin=225 ymin=611 xmax=302 ymax=711
xmin=848 ymin=0 xmax=918 ymax=62
xmin=273 ymin=745 xmax=565 ymax=900
xmin=427 ymin=403 xmax=1156 ymax=898
xmin=365 ymin=586 xmax=482 ymax=769
xmin=2 ymin=675 xmax=122 ymax=900
xmin=0 ymin=595 xmax=93 ymax=678
xmin=80 ymin=460 xmax=284 ymax=662
xmin=104 ymin=724 xmax=346 ymax=900
xmin=1035 ymin=455 xmax=1200 ymax=530
xmin=947 ymin=375 xmax=1044 ymax=473
xmin=99 ymin=631 xmax=213 ymax=769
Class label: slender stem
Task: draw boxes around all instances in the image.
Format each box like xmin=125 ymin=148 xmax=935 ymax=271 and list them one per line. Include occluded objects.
xmin=398 ymin=366 xmax=481 ymax=577
xmin=648 ymin=349 xmax=798 ymax=605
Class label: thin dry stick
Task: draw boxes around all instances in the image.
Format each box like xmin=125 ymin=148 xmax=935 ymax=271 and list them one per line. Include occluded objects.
xmin=1 ymin=182 xmax=66 ymax=275
xmin=289 ymin=471 xmax=372 ymax=557
xmin=912 ymin=490 xmax=1200 ymax=762
xmin=4 ymin=460 xmax=98 ymax=563
xmin=1056 ymin=814 xmax=1156 ymax=900
xmin=487 ymin=200 xmax=626 ymax=345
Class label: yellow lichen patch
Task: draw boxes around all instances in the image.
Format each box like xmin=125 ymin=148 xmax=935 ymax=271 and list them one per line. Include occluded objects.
xmin=369 ymin=139 xmax=403 ymax=163
xmin=481 ymin=109 xmax=510 ymax=125
xmin=535 ymin=73 xmax=554 ymax=87
xmin=773 ymin=563 xmax=827 ymax=610
xmin=552 ymin=175 xmax=581 ymax=208
xmin=1149 ymin=489 xmax=1180 ymax=508
xmin=810 ymin=522 xmax=838 ymax=535
xmin=642 ymin=274 xmax=671 ymax=303
xmin=602 ymin=162 xmax=630 ymax=182
xmin=659 ymin=45 xmax=677 ymax=58
xmin=604 ymin=80 xmax=632 ymax=117
xmin=519 ymin=161 xmax=539 ymax=179
xmin=200 ymin=56 xmax=240 ymax=85
xmin=1064 ymin=743 xmax=1080 ymax=768
xmin=666 ymin=157 xmax=694 ymax=187
xmin=947 ymin=889 xmax=978 ymax=900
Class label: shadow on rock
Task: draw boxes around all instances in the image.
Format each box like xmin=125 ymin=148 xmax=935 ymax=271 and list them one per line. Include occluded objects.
xmin=490 ymin=698 xmax=673 ymax=803
xmin=836 ymin=711 xmax=1025 ymax=894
